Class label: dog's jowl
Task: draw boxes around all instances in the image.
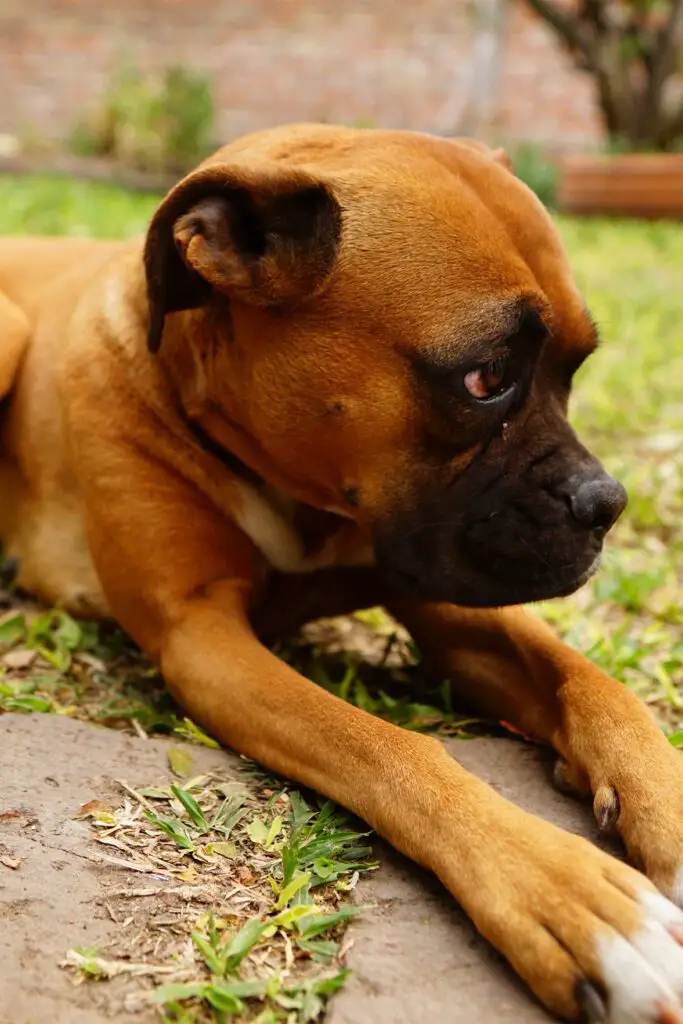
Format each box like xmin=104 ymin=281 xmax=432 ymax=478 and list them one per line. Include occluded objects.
xmin=2 ymin=124 xmax=683 ymax=1022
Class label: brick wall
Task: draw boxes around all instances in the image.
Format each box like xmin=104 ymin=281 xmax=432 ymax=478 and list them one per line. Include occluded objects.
xmin=0 ymin=0 xmax=603 ymax=152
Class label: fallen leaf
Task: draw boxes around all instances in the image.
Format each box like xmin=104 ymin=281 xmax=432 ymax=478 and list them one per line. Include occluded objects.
xmin=168 ymin=747 xmax=193 ymax=779
xmin=245 ymin=818 xmax=269 ymax=846
xmin=204 ymin=841 xmax=236 ymax=859
xmin=75 ymin=653 xmax=107 ymax=673
xmin=175 ymin=863 xmax=198 ymax=883
xmin=2 ymin=648 xmax=36 ymax=669
xmin=73 ymin=799 xmax=115 ymax=821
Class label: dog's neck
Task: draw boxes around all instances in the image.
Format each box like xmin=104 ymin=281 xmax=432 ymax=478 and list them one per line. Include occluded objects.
xmin=185 ymin=406 xmax=373 ymax=574
xmin=156 ymin=309 xmax=373 ymax=575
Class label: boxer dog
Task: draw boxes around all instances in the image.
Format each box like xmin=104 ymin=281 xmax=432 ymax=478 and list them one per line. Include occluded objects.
xmin=2 ymin=124 xmax=683 ymax=1022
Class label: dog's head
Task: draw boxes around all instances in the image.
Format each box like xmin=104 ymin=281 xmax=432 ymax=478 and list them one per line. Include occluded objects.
xmin=143 ymin=124 xmax=626 ymax=607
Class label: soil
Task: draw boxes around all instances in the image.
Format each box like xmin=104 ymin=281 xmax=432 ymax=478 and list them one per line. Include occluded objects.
xmin=0 ymin=714 xmax=619 ymax=1024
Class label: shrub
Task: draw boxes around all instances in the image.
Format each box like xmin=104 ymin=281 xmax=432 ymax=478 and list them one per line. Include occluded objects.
xmin=510 ymin=143 xmax=559 ymax=209
xmin=71 ymin=62 xmax=215 ymax=175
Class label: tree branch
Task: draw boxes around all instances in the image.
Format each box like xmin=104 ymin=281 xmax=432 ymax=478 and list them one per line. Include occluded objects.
xmin=658 ymin=99 xmax=683 ymax=149
xmin=649 ymin=0 xmax=683 ymax=100
xmin=524 ymin=0 xmax=593 ymax=60
xmin=638 ymin=0 xmax=683 ymax=143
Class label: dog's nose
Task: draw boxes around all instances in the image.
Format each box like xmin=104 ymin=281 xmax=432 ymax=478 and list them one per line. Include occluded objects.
xmin=566 ymin=471 xmax=627 ymax=534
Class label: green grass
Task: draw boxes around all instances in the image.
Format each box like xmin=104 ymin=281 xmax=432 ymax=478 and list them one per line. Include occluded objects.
xmin=65 ymin=766 xmax=374 ymax=1022
xmin=536 ymin=217 xmax=683 ymax=731
xmin=0 ymin=173 xmax=157 ymax=237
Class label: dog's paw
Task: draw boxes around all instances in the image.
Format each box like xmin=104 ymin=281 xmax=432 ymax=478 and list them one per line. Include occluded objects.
xmin=613 ymin=782 xmax=683 ymax=910
xmin=586 ymin=886 xmax=683 ymax=1023
xmin=437 ymin=809 xmax=683 ymax=1022
xmin=556 ymin=742 xmax=683 ymax=909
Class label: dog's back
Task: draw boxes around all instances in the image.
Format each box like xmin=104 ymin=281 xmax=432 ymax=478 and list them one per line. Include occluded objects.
xmin=0 ymin=237 xmax=125 ymax=396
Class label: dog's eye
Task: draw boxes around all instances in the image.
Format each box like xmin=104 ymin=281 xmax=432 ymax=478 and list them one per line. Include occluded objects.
xmin=464 ymin=357 xmax=512 ymax=401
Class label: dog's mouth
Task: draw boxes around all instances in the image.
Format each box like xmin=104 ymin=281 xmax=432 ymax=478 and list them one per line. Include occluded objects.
xmin=372 ymin=441 xmax=624 ymax=609
xmin=373 ymin=523 xmax=605 ymax=609
xmin=379 ymin=555 xmax=602 ymax=608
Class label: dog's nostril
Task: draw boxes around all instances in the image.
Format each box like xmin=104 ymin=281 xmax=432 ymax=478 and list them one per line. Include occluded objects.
xmin=567 ymin=475 xmax=627 ymax=534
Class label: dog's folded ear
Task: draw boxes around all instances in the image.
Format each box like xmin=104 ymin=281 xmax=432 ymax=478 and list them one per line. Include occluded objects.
xmin=144 ymin=164 xmax=342 ymax=353
xmin=451 ymin=138 xmax=513 ymax=172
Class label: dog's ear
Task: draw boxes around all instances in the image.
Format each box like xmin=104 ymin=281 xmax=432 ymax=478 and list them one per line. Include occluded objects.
xmin=451 ymin=138 xmax=513 ymax=172
xmin=144 ymin=164 xmax=342 ymax=353
xmin=489 ymin=147 xmax=513 ymax=172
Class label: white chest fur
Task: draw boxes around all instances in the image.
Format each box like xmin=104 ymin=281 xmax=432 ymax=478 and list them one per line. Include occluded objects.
xmin=231 ymin=479 xmax=374 ymax=574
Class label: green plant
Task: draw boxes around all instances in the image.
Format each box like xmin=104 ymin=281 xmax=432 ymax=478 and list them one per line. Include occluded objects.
xmin=71 ymin=62 xmax=215 ymax=174
xmin=66 ymin=776 xmax=375 ymax=1022
xmin=510 ymin=143 xmax=559 ymax=208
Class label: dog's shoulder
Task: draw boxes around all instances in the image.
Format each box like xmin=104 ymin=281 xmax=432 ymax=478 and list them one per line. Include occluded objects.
xmin=0 ymin=289 xmax=30 ymax=400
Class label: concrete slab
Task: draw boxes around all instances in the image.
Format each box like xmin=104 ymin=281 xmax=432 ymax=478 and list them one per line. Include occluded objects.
xmin=0 ymin=714 xmax=619 ymax=1024
xmin=328 ymin=738 xmax=621 ymax=1024
xmin=0 ymin=713 xmax=234 ymax=1024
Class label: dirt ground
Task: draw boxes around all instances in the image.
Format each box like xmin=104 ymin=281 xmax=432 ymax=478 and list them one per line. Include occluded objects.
xmin=0 ymin=713 xmax=621 ymax=1024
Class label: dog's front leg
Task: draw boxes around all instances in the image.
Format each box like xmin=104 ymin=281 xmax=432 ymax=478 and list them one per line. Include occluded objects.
xmin=79 ymin=440 xmax=683 ymax=1020
xmin=159 ymin=585 xmax=683 ymax=1021
xmin=389 ymin=598 xmax=683 ymax=904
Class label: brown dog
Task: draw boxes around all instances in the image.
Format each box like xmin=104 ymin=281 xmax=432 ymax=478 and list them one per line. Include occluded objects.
xmin=2 ymin=124 xmax=683 ymax=1021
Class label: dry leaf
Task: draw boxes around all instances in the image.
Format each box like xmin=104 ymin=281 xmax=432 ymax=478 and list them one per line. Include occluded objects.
xmin=168 ymin=747 xmax=193 ymax=779
xmin=204 ymin=841 xmax=236 ymax=859
xmin=73 ymin=799 xmax=115 ymax=821
xmin=175 ymin=863 xmax=198 ymax=883
xmin=2 ymin=648 xmax=36 ymax=670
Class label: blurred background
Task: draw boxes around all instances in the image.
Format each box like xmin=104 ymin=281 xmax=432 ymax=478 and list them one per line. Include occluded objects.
xmin=1 ymin=0 xmax=683 ymax=207
xmin=1 ymin=0 xmax=599 ymax=177
xmin=1 ymin=1 xmax=683 ymax=744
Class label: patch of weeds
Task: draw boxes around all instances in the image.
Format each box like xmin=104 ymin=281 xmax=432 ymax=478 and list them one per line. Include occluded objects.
xmin=281 ymin=619 xmax=489 ymax=739
xmin=0 ymin=606 xmax=224 ymax=745
xmin=511 ymin=142 xmax=559 ymax=208
xmin=524 ymin=218 xmax=683 ymax=735
xmin=0 ymin=174 xmax=157 ymax=239
xmin=66 ymin=764 xmax=376 ymax=1022
xmin=70 ymin=60 xmax=215 ymax=175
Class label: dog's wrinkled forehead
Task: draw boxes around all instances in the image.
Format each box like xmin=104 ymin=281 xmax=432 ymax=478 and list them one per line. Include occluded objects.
xmin=315 ymin=156 xmax=589 ymax=363
xmin=145 ymin=125 xmax=596 ymax=370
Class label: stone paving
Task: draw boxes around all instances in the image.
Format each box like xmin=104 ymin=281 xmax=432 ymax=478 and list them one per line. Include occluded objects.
xmin=0 ymin=714 xmax=618 ymax=1024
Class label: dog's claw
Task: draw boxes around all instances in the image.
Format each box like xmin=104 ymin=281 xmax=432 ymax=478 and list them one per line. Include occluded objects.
xmin=575 ymin=978 xmax=607 ymax=1022
xmin=594 ymin=785 xmax=620 ymax=833
xmin=553 ymin=758 xmax=573 ymax=794
xmin=553 ymin=757 xmax=591 ymax=797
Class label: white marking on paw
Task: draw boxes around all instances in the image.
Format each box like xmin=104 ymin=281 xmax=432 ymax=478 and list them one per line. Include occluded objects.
xmin=596 ymin=908 xmax=683 ymax=1023
xmin=671 ymin=867 xmax=683 ymax=910
xmin=596 ymin=930 xmax=678 ymax=1022
xmin=631 ymin=920 xmax=683 ymax=996
xmin=640 ymin=887 xmax=683 ymax=928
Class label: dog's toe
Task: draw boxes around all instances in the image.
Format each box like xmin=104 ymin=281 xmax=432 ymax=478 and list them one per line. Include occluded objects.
xmin=593 ymin=885 xmax=683 ymax=1023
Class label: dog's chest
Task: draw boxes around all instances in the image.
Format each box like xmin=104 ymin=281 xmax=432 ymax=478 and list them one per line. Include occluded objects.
xmin=231 ymin=478 xmax=373 ymax=574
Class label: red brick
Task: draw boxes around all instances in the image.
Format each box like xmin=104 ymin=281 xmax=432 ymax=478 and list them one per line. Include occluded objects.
xmin=0 ymin=0 xmax=602 ymax=151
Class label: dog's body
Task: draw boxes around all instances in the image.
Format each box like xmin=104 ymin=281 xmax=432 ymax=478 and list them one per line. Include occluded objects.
xmin=3 ymin=124 xmax=683 ymax=1021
